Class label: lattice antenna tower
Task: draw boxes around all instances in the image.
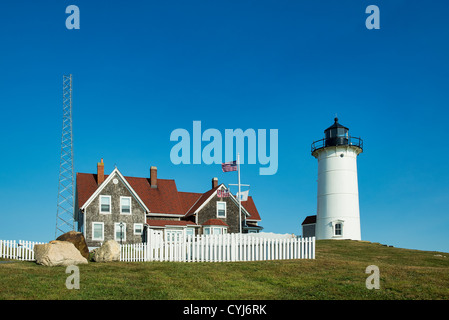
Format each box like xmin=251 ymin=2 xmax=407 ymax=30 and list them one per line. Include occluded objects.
xmin=55 ymin=74 xmax=75 ymax=238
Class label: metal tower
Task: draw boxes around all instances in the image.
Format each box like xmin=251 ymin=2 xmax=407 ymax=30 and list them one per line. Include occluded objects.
xmin=55 ymin=74 xmax=75 ymax=238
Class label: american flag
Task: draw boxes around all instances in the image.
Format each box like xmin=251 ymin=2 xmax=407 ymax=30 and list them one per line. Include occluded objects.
xmin=221 ymin=160 xmax=237 ymax=172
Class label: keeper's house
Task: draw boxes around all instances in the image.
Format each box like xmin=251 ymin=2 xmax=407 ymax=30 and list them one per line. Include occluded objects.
xmin=75 ymin=159 xmax=263 ymax=248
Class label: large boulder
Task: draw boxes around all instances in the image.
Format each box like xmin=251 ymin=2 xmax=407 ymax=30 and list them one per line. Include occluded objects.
xmin=92 ymin=240 xmax=120 ymax=262
xmin=56 ymin=231 xmax=90 ymax=259
xmin=34 ymin=240 xmax=88 ymax=267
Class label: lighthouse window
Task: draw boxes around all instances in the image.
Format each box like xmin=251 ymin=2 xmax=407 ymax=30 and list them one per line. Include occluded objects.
xmin=337 ymin=128 xmax=347 ymax=137
xmin=335 ymin=223 xmax=342 ymax=236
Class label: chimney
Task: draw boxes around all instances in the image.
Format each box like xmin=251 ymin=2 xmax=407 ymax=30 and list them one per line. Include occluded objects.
xmin=212 ymin=177 xmax=218 ymax=189
xmin=97 ymin=158 xmax=104 ymax=185
xmin=150 ymin=166 xmax=157 ymax=188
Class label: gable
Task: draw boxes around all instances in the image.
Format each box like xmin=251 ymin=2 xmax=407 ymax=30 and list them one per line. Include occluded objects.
xmin=78 ymin=168 xmax=149 ymax=213
xmin=185 ymin=184 xmax=260 ymax=221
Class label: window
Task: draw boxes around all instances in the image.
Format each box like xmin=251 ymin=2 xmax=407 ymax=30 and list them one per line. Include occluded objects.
xmin=217 ymin=201 xmax=226 ymax=218
xmin=134 ymin=223 xmax=143 ymax=235
xmin=114 ymin=222 xmax=126 ymax=242
xmin=337 ymin=128 xmax=347 ymax=137
xmin=166 ymin=230 xmax=182 ymax=242
xmin=100 ymin=195 xmax=111 ymax=214
xmin=92 ymin=222 xmax=104 ymax=241
xmin=204 ymin=226 xmax=227 ymax=235
xmin=186 ymin=228 xmax=194 ymax=236
xmin=334 ymin=223 xmax=342 ymax=236
xmin=120 ymin=196 xmax=131 ymax=214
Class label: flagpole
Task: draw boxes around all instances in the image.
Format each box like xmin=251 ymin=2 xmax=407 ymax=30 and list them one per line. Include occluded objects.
xmin=237 ymin=153 xmax=242 ymax=234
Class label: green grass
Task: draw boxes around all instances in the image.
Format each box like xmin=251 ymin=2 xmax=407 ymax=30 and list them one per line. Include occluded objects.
xmin=1 ymin=240 xmax=448 ymax=300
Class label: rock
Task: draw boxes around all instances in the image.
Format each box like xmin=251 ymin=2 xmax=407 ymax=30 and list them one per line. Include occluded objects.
xmin=92 ymin=240 xmax=120 ymax=262
xmin=34 ymin=240 xmax=88 ymax=267
xmin=56 ymin=231 xmax=90 ymax=259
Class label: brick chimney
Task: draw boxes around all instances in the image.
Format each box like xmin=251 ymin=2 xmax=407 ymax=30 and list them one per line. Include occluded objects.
xmin=150 ymin=166 xmax=157 ymax=188
xmin=212 ymin=177 xmax=218 ymax=189
xmin=97 ymin=158 xmax=104 ymax=185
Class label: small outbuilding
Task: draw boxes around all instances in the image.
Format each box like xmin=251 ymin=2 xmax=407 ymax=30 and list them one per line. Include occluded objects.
xmin=301 ymin=215 xmax=316 ymax=238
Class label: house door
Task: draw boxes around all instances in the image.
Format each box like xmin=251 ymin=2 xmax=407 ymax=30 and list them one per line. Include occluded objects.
xmin=148 ymin=229 xmax=163 ymax=246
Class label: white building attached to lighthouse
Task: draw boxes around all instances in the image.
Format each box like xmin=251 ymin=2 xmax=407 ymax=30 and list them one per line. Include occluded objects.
xmin=302 ymin=118 xmax=363 ymax=240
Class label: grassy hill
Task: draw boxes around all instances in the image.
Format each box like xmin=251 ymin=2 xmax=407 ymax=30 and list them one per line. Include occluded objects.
xmin=0 ymin=240 xmax=448 ymax=300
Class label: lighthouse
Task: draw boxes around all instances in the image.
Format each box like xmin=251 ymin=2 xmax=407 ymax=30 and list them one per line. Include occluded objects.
xmin=311 ymin=117 xmax=363 ymax=240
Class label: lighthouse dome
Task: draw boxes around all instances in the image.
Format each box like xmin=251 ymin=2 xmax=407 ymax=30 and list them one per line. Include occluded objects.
xmin=324 ymin=117 xmax=349 ymax=147
xmin=311 ymin=117 xmax=363 ymax=154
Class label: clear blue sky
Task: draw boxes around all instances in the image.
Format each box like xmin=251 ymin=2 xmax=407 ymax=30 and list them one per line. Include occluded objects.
xmin=0 ymin=1 xmax=448 ymax=253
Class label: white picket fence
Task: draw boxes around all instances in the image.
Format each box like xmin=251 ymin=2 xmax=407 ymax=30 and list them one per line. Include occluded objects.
xmin=0 ymin=240 xmax=45 ymax=261
xmin=120 ymin=234 xmax=315 ymax=262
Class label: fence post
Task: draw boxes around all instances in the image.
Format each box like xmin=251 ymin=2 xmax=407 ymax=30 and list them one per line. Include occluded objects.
xmin=312 ymin=237 xmax=315 ymax=259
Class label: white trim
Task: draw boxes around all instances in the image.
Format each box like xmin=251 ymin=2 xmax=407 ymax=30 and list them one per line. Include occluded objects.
xmin=120 ymin=196 xmax=132 ymax=215
xmin=114 ymin=222 xmax=127 ymax=242
xmin=146 ymin=225 xmax=166 ymax=229
xmin=80 ymin=167 xmax=150 ymax=213
xmin=216 ymin=201 xmax=227 ymax=218
xmin=92 ymin=222 xmax=104 ymax=241
xmin=83 ymin=209 xmax=86 ymax=239
xmin=99 ymin=195 xmax=111 ymax=214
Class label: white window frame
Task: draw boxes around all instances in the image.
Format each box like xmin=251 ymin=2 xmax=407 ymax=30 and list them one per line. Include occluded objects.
xmin=185 ymin=228 xmax=194 ymax=236
xmin=204 ymin=226 xmax=227 ymax=235
xmin=134 ymin=223 xmax=143 ymax=235
xmin=92 ymin=222 xmax=104 ymax=241
xmin=114 ymin=222 xmax=127 ymax=242
xmin=165 ymin=229 xmax=183 ymax=242
xmin=99 ymin=195 xmax=111 ymax=214
xmin=332 ymin=220 xmax=344 ymax=237
xmin=120 ymin=196 xmax=132 ymax=215
xmin=216 ymin=201 xmax=227 ymax=218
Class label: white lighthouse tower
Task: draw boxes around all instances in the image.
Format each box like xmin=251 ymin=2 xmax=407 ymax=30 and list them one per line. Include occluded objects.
xmin=311 ymin=118 xmax=363 ymax=240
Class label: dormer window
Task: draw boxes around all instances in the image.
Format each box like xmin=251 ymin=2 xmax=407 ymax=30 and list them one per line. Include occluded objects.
xmin=217 ymin=201 xmax=226 ymax=218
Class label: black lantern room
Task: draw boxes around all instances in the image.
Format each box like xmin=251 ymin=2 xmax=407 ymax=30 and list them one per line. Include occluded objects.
xmin=324 ymin=117 xmax=349 ymax=147
xmin=311 ymin=117 xmax=363 ymax=153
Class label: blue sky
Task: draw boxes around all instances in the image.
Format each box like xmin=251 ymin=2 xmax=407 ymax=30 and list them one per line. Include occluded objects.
xmin=0 ymin=1 xmax=448 ymax=252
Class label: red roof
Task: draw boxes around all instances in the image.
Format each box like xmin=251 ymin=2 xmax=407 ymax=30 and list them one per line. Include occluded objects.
xmin=202 ymin=219 xmax=229 ymax=226
xmin=241 ymin=196 xmax=261 ymax=221
xmin=76 ymin=171 xmax=261 ymax=221
xmin=185 ymin=185 xmax=220 ymax=216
